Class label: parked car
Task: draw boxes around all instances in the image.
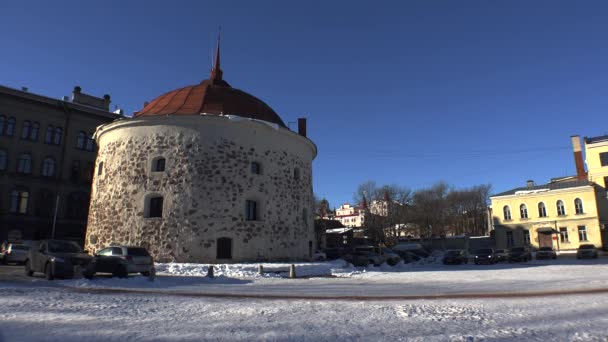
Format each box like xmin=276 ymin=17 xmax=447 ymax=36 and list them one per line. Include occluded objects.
xmin=577 ymin=244 xmax=599 ymax=259
xmin=442 ymin=249 xmax=468 ymax=265
xmin=93 ymin=246 xmax=154 ymax=277
xmin=24 ymin=240 xmax=95 ymax=280
xmin=494 ymin=249 xmax=508 ymax=262
xmin=392 ymin=243 xmax=430 ymax=258
xmin=344 ymin=246 xmax=385 ymax=267
xmin=381 ymin=248 xmax=402 ymax=266
xmin=1 ymin=243 xmax=30 ymax=265
xmin=473 ymin=248 xmax=496 ymax=264
xmin=536 ymin=247 xmax=557 ymax=260
xmin=312 ymin=250 xmax=327 ymax=261
xmin=508 ymin=246 xmax=532 ymax=262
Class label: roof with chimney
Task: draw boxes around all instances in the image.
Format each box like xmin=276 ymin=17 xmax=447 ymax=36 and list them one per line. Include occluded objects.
xmin=134 ymin=36 xmax=286 ymax=127
xmin=491 ymin=179 xmax=595 ymax=197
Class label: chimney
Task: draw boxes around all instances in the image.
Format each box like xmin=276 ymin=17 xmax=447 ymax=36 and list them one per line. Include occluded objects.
xmin=297 ymin=118 xmax=307 ymax=137
xmin=527 ymin=180 xmax=535 ymax=188
xmin=571 ymin=135 xmax=587 ymax=180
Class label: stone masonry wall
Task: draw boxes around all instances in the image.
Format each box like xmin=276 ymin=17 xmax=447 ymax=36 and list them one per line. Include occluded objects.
xmin=85 ymin=117 xmax=315 ymax=263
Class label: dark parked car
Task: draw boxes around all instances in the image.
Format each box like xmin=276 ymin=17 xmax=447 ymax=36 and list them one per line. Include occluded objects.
xmin=494 ymin=249 xmax=508 ymax=262
xmin=94 ymin=246 xmax=155 ymax=277
xmin=577 ymin=244 xmax=599 ymax=259
xmin=442 ymin=249 xmax=468 ymax=265
xmin=536 ymin=247 xmax=557 ymax=260
xmin=24 ymin=240 xmax=95 ymax=280
xmin=1 ymin=243 xmax=30 ymax=265
xmin=473 ymin=248 xmax=496 ymax=264
xmin=508 ymin=246 xmax=532 ymax=262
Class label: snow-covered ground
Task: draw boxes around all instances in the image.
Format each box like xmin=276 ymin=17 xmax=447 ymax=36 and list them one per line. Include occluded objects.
xmin=2 ymin=256 xmax=608 ymax=341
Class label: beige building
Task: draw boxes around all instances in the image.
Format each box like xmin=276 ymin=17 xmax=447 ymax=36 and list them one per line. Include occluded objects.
xmin=490 ymin=135 xmax=608 ymax=250
xmin=335 ymin=203 xmax=365 ymax=227
xmin=0 ymin=85 xmax=119 ymax=243
xmin=85 ymin=45 xmax=317 ymax=263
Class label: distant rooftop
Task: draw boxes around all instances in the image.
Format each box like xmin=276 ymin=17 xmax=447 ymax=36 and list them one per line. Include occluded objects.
xmin=491 ymin=179 xmax=593 ymax=197
xmin=585 ymin=135 xmax=608 ymax=144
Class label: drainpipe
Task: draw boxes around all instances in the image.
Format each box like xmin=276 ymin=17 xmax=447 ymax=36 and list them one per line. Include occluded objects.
xmin=555 ymin=220 xmax=560 ymax=252
xmin=51 ymin=101 xmax=72 ymax=238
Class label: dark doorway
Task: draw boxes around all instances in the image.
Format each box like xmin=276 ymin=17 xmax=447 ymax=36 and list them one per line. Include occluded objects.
xmin=308 ymin=240 xmax=313 ymax=257
xmin=217 ymin=237 xmax=232 ymax=259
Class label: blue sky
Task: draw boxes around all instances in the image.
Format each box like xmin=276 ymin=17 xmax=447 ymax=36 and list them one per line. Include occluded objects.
xmin=2 ymin=1 xmax=607 ymax=208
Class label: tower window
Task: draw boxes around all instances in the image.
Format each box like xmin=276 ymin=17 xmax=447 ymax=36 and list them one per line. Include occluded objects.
xmin=97 ymin=161 xmax=104 ymax=176
xmin=152 ymin=157 xmax=165 ymax=172
xmin=251 ymin=162 xmax=261 ymax=175
xmin=294 ymin=168 xmax=300 ymax=181
xmin=245 ymin=200 xmax=258 ymax=221
xmin=147 ymin=196 xmax=164 ymax=218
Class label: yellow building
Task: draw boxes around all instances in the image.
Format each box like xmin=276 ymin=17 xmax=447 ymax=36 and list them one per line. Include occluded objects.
xmin=490 ymin=135 xmax=608 ymax=251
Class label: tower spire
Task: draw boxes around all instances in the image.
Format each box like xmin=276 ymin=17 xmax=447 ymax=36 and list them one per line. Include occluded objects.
xmin=210 ymin=29 xmax=223 ymax=82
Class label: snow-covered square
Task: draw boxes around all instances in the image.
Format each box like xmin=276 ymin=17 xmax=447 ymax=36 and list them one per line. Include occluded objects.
xmin=1 ymin=255 xmax=608 ymax=341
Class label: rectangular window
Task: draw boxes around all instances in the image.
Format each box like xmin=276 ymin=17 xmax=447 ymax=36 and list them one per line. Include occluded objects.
xmin=578 ymin=225 xmax=588 ymax=241
xmin=506 ymin=231 xmax=514 ymax=247
xmin=245 ymin=200 xmax=258 ymax=221
xmin=149 ymin=197 xmax=163 ymax=218
xmin=523 ymin=230 xmax=531 ymax=245
xmin=600 ymin=152 xmax=608 ymax=167
xmin=559 ymin=227 xmax=569 ymax=243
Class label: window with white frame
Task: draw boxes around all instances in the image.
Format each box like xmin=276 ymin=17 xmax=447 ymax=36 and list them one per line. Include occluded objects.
xmin=523 ymin=230 xmax=531 ymax=245
xmin=503 ymin=206 xmax=512 ymax=221
xmin=17 ymin=154 xmax=32 ymax=174
xmin=6 ymin=117 xmax=15 ymax=136
xmin=30 ymin=122 xmax=39 ymax=141
xmin=41 ymin=157 xmax=56 ymax=177
xmin=76 ymin=131 xmax=86 ymax=149
xmin=538 ymin=202 xmax=547 ymax=217
xmin=9 ymin=190 xmax=29 ymax=214
xmin=556 ymin=200 xmax=566 ymax=216
xmin=21 ymin=120 xmax=31 ymax=139
xmin=578 ymin=225 xmax=588 ymax=241
xmin=85 ymin=133 xmax=94 ymax=151
xmin=519 ymin=204 xmax=528 ymax=219
xmin=53 ymin=127 xmax=62 ymax=145
xmin=44 ymin=125 xmax=54 ymax=144
xmin=574 ymin=198 xmax=584 ymax=214
xmin=559 ymin=227 xmax=569 ymax=243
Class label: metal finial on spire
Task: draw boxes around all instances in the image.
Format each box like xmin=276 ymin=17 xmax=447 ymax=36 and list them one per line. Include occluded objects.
xmin=210 ymin=27 xmax=223 ymax=82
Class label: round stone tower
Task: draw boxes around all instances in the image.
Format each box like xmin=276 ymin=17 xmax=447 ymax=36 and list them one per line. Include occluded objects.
xmin=84 ymin=43 xmax=317 ymax=263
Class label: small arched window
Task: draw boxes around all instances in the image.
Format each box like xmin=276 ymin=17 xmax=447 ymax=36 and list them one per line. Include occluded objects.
xmin=97 ymin=161 xmax=104 ymax=176
xmin=41 ymin=157 xmax=56 ymax=177
xmin=245 ymin=200 xmax=258 ymax=221
xmin=519 ymin=204 xmax=528 ymax=219
xmin=302 ymin=208 xmax=308 ymax=225
xmin=6 ymin=117 xmax=16 ymax=136
xmin=251 ymin=162 xmax=261 ymax=175
xmin=152 ymin=157 xmax=165 ymax=172
xmin=9 ymin=190 xmax=29 ymax=214
xmin=76 ymin=131 xmax=86 ymax=149
xmin=294 ymin=168 xmax=300 ymax=181
xmin=53 ymin=127 xmax=63 ymax=145
xmin=17 ymin=153 xmax=32 ymax=174
xmin=21 ymin=120 xmax=31 ymax=139
xmin=556 ymin=200 xmax=566 ymax=216
xmin=503 ymin=205 xmax=512 ymax=221
xmin=44 ymin=125 xmax=54 ymax=144
xmin=0 ymin=150 xmax=7 ymax=171
xmin=538 ymin=202 xmax=547 ymax=217
xmin=85 ymin=133 xmax=94 ymax=151
xmin=574 ymin=198 xmax=584 ymax=214
xmin=30 ymin=122 xmax=39 ymax=141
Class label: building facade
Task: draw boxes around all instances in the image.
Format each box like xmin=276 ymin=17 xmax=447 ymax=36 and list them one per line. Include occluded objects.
xmin=0 ymin=85 xmax=119 ymax=243
xmin=490 ymin=135 xmax=608 ymax=250
xmin=335 ymin=203 xmax=365 ymax=227
xmin=85 ymin=45 xmax=317 ymax=263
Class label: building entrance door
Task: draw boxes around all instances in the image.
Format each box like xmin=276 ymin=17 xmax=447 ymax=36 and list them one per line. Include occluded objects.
xmin=538 ymin=230 xmax=554 ymax=248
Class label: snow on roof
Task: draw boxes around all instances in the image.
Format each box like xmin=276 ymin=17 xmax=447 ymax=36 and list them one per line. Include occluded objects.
xmin=325 ymin=228 xmax=353 ymax=234
xmin=514 ymin=189 xmax=550 ymax=195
